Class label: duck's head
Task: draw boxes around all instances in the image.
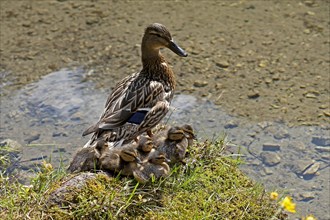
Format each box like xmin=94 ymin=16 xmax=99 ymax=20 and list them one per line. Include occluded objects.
xmin=149 ymin=152 xmax=171 ymax=164
xmin=142 ymin=23 xmax=188 ymax=57
xmin=138 ymin=136 xmax=154 ymax=152
xmin=167 ymin=126 xmax=185 ymax=141
xmin=181 ymin=124 xmax=196 ymax=140
xmin=120 ymin=149 xmax=142 ymax=164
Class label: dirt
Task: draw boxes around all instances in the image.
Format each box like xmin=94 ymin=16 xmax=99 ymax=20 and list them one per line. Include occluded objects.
xmin=0 ymin=0 xmax=329 ymax=126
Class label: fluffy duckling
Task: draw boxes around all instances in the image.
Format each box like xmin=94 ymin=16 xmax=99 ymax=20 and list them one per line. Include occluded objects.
xmin=136 ymin=135 xmax=154 ymax=161
xmin=133 ymin=151 xmax=170 ymax=184
xmin=97 ymin=142 xmax=141 ymax=174
xmin=120 ymin=148 xmax=142 ymax=176
xmin=67 ymin=146 xmax=100 ymax=173
xmin=157 ymin=124 xmax=195 ymax=165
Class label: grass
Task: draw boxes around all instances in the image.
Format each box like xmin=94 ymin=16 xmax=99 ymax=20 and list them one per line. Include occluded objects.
xmin=0 ymin=138 xmax=285 ymax=220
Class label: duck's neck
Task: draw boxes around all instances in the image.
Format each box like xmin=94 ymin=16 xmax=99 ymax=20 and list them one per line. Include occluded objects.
xmin=141 ymin=45 xmax=175 ymax=88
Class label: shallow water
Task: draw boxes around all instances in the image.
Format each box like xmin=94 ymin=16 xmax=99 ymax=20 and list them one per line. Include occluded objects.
xmin=0 ymin=68 xmax=329 ymax=219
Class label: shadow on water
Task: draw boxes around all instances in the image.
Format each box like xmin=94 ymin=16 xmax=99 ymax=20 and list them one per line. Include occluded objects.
xmin=0 ymin=68 xmax=329 ymax=218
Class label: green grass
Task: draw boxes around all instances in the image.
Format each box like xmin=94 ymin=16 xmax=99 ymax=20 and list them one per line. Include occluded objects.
xmin=0 ymin=139 xmax=285 ymax=220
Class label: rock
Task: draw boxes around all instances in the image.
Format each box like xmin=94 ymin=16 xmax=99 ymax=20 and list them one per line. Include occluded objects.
xmin=262 ymin=167 xmax=273 ymax=175
xmin=292 ymin=159 xmax=315 ymax=175
xmin=260 ymin=152 xmax=281 ymax=166
xmin=224 ymin=120 xmax=239 ymax=129
xmin=273 ymin=128 xmax=290 ymax=139
xmin=193 ymin=80 xmax=208 ymax=87
xmin=262 ymin=142 xmax=281 ymax=151
xmin=24 ymin=133 xmax=41 ymax=144
xmin=298 ymin=192 xmax=315 ymax=201
xmin=315 ymin=146 xmax=330 ymax=153
xmin=215 ymin=60 xmax=229 ymax=68
xmin=303 ymin=162 xmax=320 ymax=176
xmin=247 ymin=90 xmax=260 ymax=99
xmin=312 ymin=136 xmax=330 ymax=146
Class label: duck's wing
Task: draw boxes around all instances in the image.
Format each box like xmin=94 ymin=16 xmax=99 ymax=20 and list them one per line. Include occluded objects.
xmin=83 ymin=73 xmax=166 ymax=136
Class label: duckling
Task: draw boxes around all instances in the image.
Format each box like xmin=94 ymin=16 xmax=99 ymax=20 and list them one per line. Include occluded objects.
xmin=133 ymin=151 xmax=170 ymax=184
xmin=97 ymin=142 xmax=140 ymax=174
xmin=157 ymin=125 xmax=195 ymax=165
xmin=67 ymin=147 xmax=99 ymax=173
xmin=82 ymin=23 xmax=188 ymax=148
xmin=120 ymin=148 xmax=142 ymax=176
xmin=136 ymin=135 xmax=155 ymax=161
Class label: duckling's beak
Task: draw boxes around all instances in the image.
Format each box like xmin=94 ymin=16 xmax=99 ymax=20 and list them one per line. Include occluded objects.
xmin=168 ymin=40 xmax=188 ymax=57
xmin=165 ymin=158 xmax=171 ymax=163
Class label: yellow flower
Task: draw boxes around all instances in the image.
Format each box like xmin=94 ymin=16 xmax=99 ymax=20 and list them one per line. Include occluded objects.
xmin=280 ymin=196 xmax=296 ymax=213
xmin=270 ymin=192 xmax=279 ymax=200
xmin=304 ymin=215 xmax=317 ymax=220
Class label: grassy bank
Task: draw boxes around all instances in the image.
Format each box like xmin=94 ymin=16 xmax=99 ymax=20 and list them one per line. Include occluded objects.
xmin=0 ymin=139 xmax=285 ymax=219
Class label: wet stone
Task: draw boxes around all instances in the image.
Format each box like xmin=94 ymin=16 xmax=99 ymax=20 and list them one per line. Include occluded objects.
xmin=302 ymin=162 xmax=320 ymax=176
xmin=312 ymin=136 xmax=330 ymax=146
xmin=298 ymin=192 xmax=315 ymax=201
xmin=262 ymin=142 xmax=281 ymax=151
xmin=273 ymin=128 xmax=290 ymax=139
xmin=262 ymin=166 xmax=273 ymax=175
xmin=224 ymin=120 xmax=239 ymax=129
xmin=260 ymin=152 xmax=281 ymax=166
xmin=24 ymin=132 xmax=41 ymax=144
xmin=315 ymin=146 xmax=330 ymax=153
xmin=292 ymin=159 xmax=315 ymax=175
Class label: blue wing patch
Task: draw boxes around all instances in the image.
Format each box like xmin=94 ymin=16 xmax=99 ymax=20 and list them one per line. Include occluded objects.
xmin=127 ymin=110 xmax=149 ymax=124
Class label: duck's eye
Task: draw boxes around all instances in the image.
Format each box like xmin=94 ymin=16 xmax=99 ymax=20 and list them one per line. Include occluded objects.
xmin=153 ymin=33 xmax=162 ymax=38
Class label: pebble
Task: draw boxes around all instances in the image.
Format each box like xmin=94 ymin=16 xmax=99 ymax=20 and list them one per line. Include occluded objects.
xmin=262 ymin=142 xmax=281 ymax=151
xmin=215 ymin=60 xmax=229 ymax=68
xmin=262 ymin=167 xmax=273 ymax=175
xmin=273 ymin=128 xmax=290 ymax=139
xmin=193 ymin=80 xmax=208 ymax=87
xmin=303 ymin=162 xmax=320 ymax=176
xmin=224 ymin=120 xmax=239 ymax=129
xmin=315 ymin=146 xmax=330 ymax=153
xmin=24 ymin=133 xmax=41 ymax=144
xmin=247 ymin=90 xmax=260 ymax=99
xmin=298 ymin=192 xmax=315 ymax=201
xmin=260 ymin=152 xmax=281 ymax=166
xmin=292 ymin=159 xmax=315 ymax=175
xmin=312 ymin=136 xmax=330 ymax=146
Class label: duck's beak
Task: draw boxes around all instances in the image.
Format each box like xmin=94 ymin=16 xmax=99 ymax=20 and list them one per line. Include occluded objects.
xmin=168 ymin=40 xmax=188 ymax=57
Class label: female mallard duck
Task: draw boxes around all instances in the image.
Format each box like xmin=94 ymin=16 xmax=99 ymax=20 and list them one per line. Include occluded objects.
xmin=133 ymin=151 xmax=170 ymax=184
xmin=83 ymin=23 xmax=187 ymax=148
xmin=156 ymin=124 xmax=195 ymax=165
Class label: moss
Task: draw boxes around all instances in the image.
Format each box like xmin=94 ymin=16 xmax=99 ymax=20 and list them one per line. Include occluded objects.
xmin=0 ymin=140 xmax=285 ymax=220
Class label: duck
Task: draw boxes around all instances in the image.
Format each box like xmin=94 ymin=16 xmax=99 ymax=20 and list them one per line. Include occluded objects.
xmin=156 ymin=124 xmax=195 ymax=165
xmin=133 ymin=151 xmax=170 ymax=184
xmin=82 ymin=23 xmax=188 ymax=148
